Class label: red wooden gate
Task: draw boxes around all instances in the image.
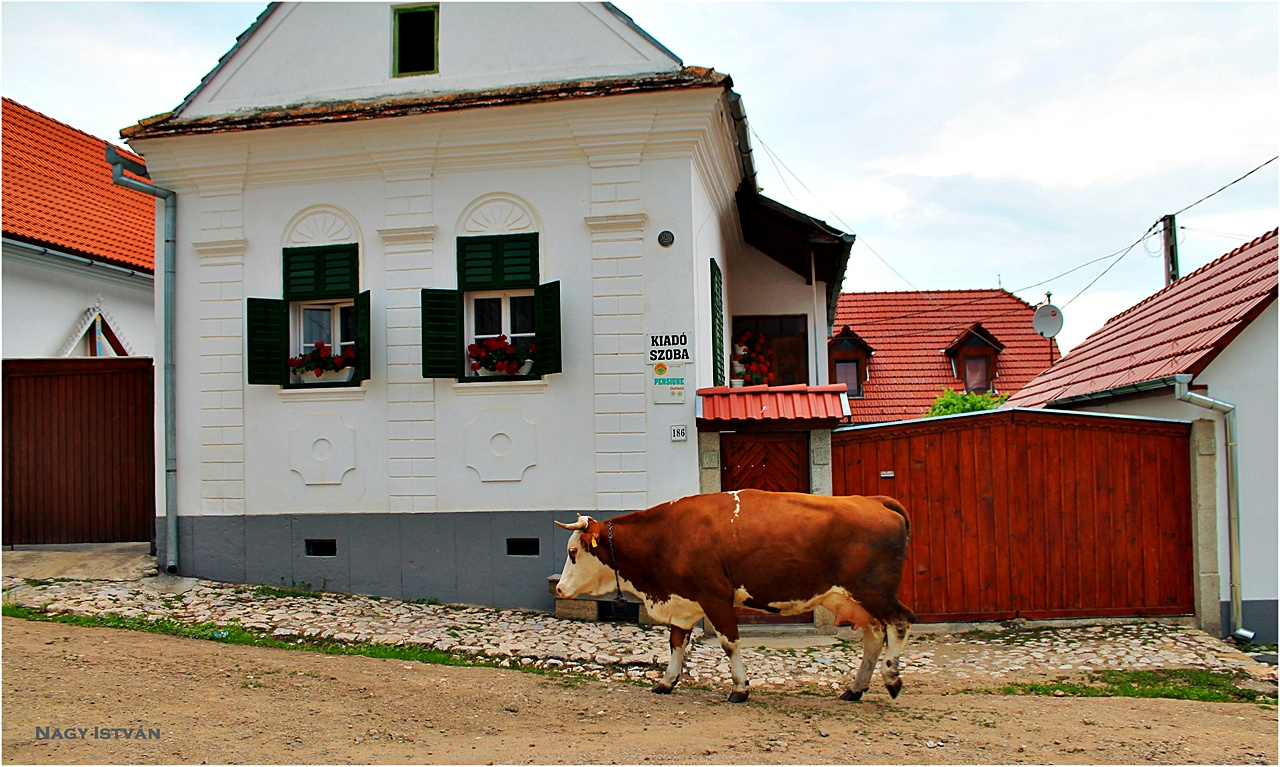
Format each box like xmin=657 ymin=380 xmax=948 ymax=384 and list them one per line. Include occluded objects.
xmin=832 ymin=409 xmax=1193 ymax=622
xmin=3 ymin=358 xmax=154 ymax=545
xmin=721 ymin=432 xmax=810 ymax=494
xmin=721 ymin=431 xmax=811 ymax=623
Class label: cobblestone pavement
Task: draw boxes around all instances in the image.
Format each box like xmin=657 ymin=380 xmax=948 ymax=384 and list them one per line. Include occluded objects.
xmin=3 ymin=574 xmax=1271 ymax=693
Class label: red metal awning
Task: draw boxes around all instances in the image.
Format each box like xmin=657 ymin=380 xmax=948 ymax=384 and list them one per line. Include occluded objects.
xmin=697 ymin=384 xmax=850 ymax=429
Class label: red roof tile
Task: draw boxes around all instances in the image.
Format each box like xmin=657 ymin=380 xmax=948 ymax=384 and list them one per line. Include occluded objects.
xmin=2 ymin=98 xmax=155 ymax=271
xmin=697 ymin=384 xmax=850 ymax=423
xmin=834 ymin=289 xmax=1060 ymax=423
xmin=1008 ymin=229 xmax=1278 ymax=408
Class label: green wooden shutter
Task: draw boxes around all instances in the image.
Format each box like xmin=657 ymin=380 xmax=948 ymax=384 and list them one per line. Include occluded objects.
xmin=711 ymin=259 xmax=725 ymax=386
xmin=534 ymin=280 xmax=562 ymax=376
xmin=246 ymin=297 xmax=288 ymax=385
xmin=499 ymin=236 xmax=536 ymax=287
xmin=354 ymin=290 xmax=372 ymax=382
xmin=457 ymin=234 xmax=538 ymax=290
xmin=421 ymin=288 xmax=463 ymax=379
xmin=457 ymin=239 xmax=497 ymax=291
xmin=283 ymin=245 xmax=359 ymax=299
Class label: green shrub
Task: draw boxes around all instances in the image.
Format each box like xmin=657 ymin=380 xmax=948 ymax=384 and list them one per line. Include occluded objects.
xmin=924 ymin=388 xmax=1008 ymax=418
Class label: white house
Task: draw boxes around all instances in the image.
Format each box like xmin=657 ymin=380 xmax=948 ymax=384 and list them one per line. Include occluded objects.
xmin=1009 ymin=229 xmax=1278 ymax=643
xmin=2 ymin=98 xmax=155 ymax=358
xmin=122 ymin=2 xmax=853 ymax=608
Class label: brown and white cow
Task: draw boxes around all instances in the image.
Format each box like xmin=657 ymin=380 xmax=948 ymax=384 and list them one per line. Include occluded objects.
xmin=555 ymin=489 xmax=914 ymax=703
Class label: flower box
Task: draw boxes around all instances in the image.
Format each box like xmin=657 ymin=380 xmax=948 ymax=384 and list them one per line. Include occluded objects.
xmin=297 ymin=368 xmax=356 ymax=385
xmin=476 ymin=360 xmax=534 ymax=377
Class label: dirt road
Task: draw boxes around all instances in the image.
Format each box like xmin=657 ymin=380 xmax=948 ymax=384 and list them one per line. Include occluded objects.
xmin=3 ymin=617 xmax=1275 ymax=765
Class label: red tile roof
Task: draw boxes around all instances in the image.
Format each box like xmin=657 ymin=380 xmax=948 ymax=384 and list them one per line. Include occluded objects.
xmin=697 ymin=384 xmax=850 ymax=423
xmin=2 ymin=98 xmax=155 ymax=271
xmin=1008 ymin=229 xmax=1278 ymax=408
xmin=834 ymin=290 xmax=1060 ymax=423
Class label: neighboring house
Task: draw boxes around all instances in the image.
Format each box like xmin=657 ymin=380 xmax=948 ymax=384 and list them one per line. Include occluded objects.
xmin=830 ymin=290 xmax=1059 ymax=423
xmin=2 ymin=98 xmax=155 ymax=357
xmin=1008 ymin=229 xmax=1278 ymax=643
xmin=120 ymin=2 xmax=853 ymax=608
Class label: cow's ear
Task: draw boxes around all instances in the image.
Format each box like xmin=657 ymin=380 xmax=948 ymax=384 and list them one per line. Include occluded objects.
xmin=579 ymin=530 xmax=598 ymax=551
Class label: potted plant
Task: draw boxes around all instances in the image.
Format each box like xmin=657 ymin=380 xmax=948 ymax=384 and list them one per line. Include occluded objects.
xmin=468 ymin=335 xmax=534 ymax=377
xmin=290 ymin=341 xmax=356 ymax=384
xmin=732 ymin=331 xmax=774 ymax=386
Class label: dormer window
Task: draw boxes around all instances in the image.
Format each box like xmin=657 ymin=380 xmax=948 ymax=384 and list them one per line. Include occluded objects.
xmin=828 ymin=325 xmax=873 ymax=398
xmin=394 ymin=4 xmax=439 ymax=77
xmin=945 ymin=322 xmax=1004 ymax=393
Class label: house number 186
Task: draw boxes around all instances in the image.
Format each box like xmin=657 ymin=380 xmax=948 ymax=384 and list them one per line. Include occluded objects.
xmin=670 ymin=425 xmax=688 ymax=442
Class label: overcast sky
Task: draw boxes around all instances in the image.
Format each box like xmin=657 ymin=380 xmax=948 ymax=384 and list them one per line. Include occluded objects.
xmin=3 ymin=2 xmax=1276 ymax=351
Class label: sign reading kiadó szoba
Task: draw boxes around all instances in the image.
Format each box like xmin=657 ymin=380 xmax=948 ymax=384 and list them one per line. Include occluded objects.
xmin=652 ymin=362 xmax=685 ymax=404
xmin=649 ymin=334 xmax=690 ymax=361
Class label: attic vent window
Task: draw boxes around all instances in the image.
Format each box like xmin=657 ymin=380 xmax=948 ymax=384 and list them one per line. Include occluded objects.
xmin=394 ymin=5 xmax=439 ymax=77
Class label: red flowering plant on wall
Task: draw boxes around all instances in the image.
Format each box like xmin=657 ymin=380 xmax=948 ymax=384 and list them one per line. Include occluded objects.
xmin=733 ymin=331 xmax=774 ymax=385
xmin=468 ymin=334 xmax=534 ymax=376
xmin=289 ymin=341 xmax=356 ymax=378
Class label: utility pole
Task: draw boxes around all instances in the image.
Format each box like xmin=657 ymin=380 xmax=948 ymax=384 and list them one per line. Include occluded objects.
xmin=1161 ymin=214 xmax=1180 ymax=286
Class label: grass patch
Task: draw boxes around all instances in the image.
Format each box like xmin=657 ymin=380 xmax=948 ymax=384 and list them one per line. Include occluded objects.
xmin=249 ymin=584 xmax=323 ymax=600
xmin=3 ymin=602 xmax=618 ymax=690
xmin=1000 ymin=669 xmax=1275 ymax=705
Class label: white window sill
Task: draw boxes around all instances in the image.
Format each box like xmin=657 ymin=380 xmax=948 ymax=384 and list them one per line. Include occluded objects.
xmin=451 ymin=379 xmax=547 ymax=395
xmin=278 ymin=387 xmax=367 ymax=402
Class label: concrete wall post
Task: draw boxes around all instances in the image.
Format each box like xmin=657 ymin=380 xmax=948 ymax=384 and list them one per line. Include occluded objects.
xmin=1189 ymin=418 xmax=1222 ymax=637
xmin=698 ymin=431 xmax=721 ymax=494
xmin=809 ymin=428 xmax=832 ymax=496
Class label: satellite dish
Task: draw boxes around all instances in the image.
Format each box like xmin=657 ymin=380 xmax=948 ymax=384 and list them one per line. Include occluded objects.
xmin=1033 ymin=304 xmax=1063 ymax=339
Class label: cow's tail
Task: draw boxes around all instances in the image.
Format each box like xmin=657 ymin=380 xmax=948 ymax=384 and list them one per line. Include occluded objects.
xmin=876 ymin=496 xmax=911 ymax=546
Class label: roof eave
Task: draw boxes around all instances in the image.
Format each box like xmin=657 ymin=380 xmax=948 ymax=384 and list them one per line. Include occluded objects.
xmin=1041 ymin=375 xmax=1182 ymax=408
xmin=122 ymin=68 xmax=730 ymax=140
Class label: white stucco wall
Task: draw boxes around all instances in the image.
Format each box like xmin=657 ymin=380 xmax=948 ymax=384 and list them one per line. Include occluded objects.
xmin=726 ymin=243 xmax=830 ymax=385
xmin=134 ymin=86 xmax=744 ymax=523
xmin=1072 ymin=301 xmax=1278 ymax=603
xmin=1 ymin=243 xmax=155 ymax=358
xmin=182 ymin=2 xmax=680 ymax=119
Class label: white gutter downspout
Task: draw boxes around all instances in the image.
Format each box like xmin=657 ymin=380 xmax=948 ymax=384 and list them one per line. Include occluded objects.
xmin=107 ymin=146 xmax=179 ymax=575
xmin=1174 ymin=373 xmax=1245 ymax=636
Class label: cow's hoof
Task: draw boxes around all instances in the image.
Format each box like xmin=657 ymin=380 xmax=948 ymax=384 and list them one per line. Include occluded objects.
xmin=651 ymin=683 xmax=674 ymax=695
xmin=728 ymin=691 xmax=749 ymax=704
xmin=840 ymin=689 xmax=864 ymax=702
xmin=886 ymin=680 xmax=903 ymax=699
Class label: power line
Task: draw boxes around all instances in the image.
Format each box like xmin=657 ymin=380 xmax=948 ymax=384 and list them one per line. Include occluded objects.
xmin=1061 ymin=224 xmax=1156 ymax=309
xmin=1173 ymin=156 xmax=1278 ymax=217
xmin=748 ymin=123 xmax=1273 ymax=331
xmin=1180 ymin=225 xmax=1254 ymax=240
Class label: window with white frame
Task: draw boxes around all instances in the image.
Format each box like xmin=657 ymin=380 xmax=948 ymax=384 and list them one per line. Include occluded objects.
xmin=468 ymin=290 xmax=536 ymax=355
xmin=298 ymin=300 xmax=356 ymax=357
xmin=246 ymin=243 xmax=370 ymax=387
xmin=420 ymin=233 xmax=562 ymax=380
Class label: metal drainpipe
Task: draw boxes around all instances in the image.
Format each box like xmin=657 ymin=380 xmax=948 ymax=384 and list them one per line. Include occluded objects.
xmin=106 ymin=146 xmax=179 ymax=575
xmin=1174 ymin=373 xmax=1245 ymax=636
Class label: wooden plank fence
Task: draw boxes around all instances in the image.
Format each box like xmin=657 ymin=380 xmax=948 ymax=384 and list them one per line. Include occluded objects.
xmin=3 ymin=358 xmax=154 ymax=545
xmin=832 ymin=408 xmax=1194 ymax=622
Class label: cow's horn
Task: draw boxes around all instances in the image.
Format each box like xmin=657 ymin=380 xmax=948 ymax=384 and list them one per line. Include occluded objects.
xmin=554 ymin=515 xmax=592 ymax=531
